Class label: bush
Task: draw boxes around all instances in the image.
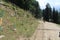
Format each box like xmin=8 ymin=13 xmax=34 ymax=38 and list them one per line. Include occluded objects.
xmin=0 ymin=9 xmax=5 ymax=17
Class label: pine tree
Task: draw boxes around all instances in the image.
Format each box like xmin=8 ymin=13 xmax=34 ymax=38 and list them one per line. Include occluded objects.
xmin=53 ymin=8 xmax=58 ymax=23
xmin=44 ymin=3 xmax=52 ymax=21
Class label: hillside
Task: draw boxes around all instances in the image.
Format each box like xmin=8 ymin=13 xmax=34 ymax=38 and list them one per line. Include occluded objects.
xmin=0 ymin=1 xmax=38 ymax=40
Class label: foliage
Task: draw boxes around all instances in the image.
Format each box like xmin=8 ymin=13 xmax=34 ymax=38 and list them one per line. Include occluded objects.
xmin=43 ymin=3 xmax=59 ymax=24
xmin=53 ymin=8 xmax=58 ymax=23
xmin=43 ymin=3 xmax=52 ymax=21
xmin=3 ymin=0 xmax=42 ymax=19
xmin=0 ymin=1 xmax=38 ymax=40
xmin=0 ymin=9 xmax=5 ymax=17
xmin=29 ymin=1 xmax=42 ymax=18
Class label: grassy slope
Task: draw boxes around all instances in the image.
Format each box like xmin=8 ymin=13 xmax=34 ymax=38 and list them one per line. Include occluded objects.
xmin=0 ymin=1 xmax=38 ymax=40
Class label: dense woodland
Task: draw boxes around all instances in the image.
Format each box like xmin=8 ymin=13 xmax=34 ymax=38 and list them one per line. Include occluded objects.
xmin=3 ymin=0 xmax=60 ymax=24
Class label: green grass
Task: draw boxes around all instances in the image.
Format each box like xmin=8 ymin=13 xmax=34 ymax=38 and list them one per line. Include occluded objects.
xmin=0 ymin=1 xmax=38 ymax=40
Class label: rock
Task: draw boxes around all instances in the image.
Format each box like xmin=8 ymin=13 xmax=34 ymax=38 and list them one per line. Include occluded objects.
xmin=13 ymin=28 xmax=17 ymax=31
xmin=0 ymin=35 xmax=5 ymax=38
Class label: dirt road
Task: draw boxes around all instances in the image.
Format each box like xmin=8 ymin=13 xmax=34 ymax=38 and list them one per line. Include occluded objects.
xmin=30 ymin=21 xmax=60 ymax=40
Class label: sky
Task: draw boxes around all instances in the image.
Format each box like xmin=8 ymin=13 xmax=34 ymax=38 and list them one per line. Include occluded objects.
xmin=36 ymin=0 xmax=60 ymax=10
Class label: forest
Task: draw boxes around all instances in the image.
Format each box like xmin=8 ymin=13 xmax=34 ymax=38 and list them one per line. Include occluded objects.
xmin=3 ymin=0 xmax=60 ymax=24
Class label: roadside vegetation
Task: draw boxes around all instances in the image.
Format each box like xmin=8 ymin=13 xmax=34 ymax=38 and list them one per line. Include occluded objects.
xmin=0 ymin=1 xmax=38 ymax=40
